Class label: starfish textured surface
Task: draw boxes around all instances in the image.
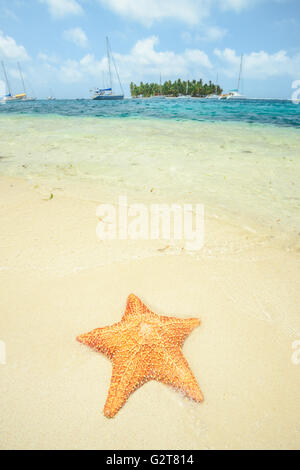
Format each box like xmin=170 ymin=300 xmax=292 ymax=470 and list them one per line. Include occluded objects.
xmin=77 ymin=294 xmax=203 ymax=418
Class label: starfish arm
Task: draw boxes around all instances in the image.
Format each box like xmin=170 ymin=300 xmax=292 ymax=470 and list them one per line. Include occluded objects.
xmin=121 ymin=293 xmax=148 ymax=321
xmin=76 ymin=323 xmax=124 ymax=359
xmin=151 ymin=346 xmax=203 ymax=403
xmin=159 ymin=316 xmax=201 ymax=347
xmin=104 ymin=353 xmax=149 ymax=418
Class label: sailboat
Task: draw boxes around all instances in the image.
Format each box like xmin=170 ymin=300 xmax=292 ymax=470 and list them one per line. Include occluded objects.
xmin=219 ymin=55 xmax=246 ymax=100
xmin=177 ymin=78 xmax=191 ymax=98
xmin=17 ymin=62 xmax=36 ymax=101
xmin=91 ymin=37 xmax=124 ymax=101
xmin=206 ymin=73 xmax=221 ymax=99
xmin=47 ymin=89 xmax=56 ymax=100
xmin=0 ymin=62 xmax=36 ymax=102
xmin=0 ymin=61 xmax=21 ymax=101
xmin=149 ymin=73 xmax=166 ymax=98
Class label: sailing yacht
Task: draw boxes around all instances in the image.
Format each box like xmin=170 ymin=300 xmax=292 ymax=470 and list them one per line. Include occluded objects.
xmin=177 ymin=78 xmax=191 ymax=98
xmin=17 ymin=62 xmax=36 ymax=101
xmin=91 ymin=37 xmax=124 ymax=101
xmin=219 ymin=55 xmax=246 ymax=100
xmin=206 ymin=93 xmax=220 ymax=99
xmin=47 ymin=89 xmax=56 ymax=100
xmin=0 ymin=61 xmax=21 ymax=101
xmin=150 ymin=73 xmax=166 ymax=98
xmin=0 ymin=62 xmax=36 ymax=102
xmin=206 ymin=74 xmax=221 ymax=99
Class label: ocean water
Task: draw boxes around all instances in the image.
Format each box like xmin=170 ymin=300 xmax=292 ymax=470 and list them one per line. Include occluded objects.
xmin=0 ymin=98 xmax=300 ymax=128
xmin=0 ymin=99 xmax=299 ymax=250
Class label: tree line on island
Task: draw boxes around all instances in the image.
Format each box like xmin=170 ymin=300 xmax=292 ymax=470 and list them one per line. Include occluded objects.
xmin=130 ymin=78 xmax=223 ymax=98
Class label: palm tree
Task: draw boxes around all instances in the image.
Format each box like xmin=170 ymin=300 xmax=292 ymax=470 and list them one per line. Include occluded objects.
xmin=130 ymin=78 xmax=222 ymax=98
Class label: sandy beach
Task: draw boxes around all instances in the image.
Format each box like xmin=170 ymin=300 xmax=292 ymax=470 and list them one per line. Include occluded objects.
xmin=1 ymin=0 xmax=300 ymax=450
xmin=1 ymin=174 xmax=299 ymax=449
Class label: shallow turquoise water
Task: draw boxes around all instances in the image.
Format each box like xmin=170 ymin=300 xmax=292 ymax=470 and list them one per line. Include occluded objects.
xmin=0 ymin=98 xmax=299 ymax=250
xmin=1 ymin=98 xmax=300 ymax=128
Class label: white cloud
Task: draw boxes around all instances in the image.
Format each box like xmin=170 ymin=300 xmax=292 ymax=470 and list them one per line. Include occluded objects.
xmin=39 ymin=0 xmax=83 ymax=18
xmin=115 ymin=36 xmax=212 ymax=79
xmin=59 ymin=54 xmax=106 ymax=83
xmin=214 ymin=47 xmax=240 ymax=66
xmin=0 ymin=30 xmax=29 ymax=60
xmin=202 ymin=25 xmax=228 ymax=41
xmin=63 ymin=27 xmax=88 ymax=48
xmin=214 ymin=47 xmax=300 ymax=78
xmin=182 ymin=25 xmax=228 ymax=43
xmin=98 ymin=0 xmax=206 ymax=26
xmin=97 ymin=0 xmax=274 ymax=26
xmin=58 ymin=36 xmax=212 ymax=84
xmin=60 ymin=59 xmax=85 ymax=83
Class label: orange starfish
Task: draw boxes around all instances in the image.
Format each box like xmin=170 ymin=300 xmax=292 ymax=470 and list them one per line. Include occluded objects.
xmin=77 ymin=294 xmax=203 ymax=418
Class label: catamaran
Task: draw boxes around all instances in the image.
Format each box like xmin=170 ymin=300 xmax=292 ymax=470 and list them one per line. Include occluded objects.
xmin=91 ymin=37 xmax=124 ymax=101
xmin=219 ymin=55 xmax=246 ymax=100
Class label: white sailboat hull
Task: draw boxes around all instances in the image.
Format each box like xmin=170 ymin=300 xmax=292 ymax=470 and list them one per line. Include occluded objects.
xmin=219 ymin=92 xmax=246 ymax=100
xmin=226 ymin=94 xmax=246 ymax=100
xmin=1 ymin=96 xmax=36 ymax=102
xmin=220 ymin=97 xmax=247 ymax=100
xmin=92 ymin=94 xmax=124 ymax=101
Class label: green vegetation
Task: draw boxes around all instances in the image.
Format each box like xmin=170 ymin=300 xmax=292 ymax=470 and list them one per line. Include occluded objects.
xmin=130 ymin=79 xmax=222 ymax=98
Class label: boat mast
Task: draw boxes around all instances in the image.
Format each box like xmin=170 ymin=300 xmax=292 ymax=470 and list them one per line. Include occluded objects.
xmin=1 ymin=61 xmax=12 ymax=96
xmin=18 ymin=62 xmax=26 ymax=95
xmin=237 ymin=54 xmax=243 ymax=92
xmin=106 ymin=36 xmax=113 ymax=92
xmin=108 ymin=39 xmax=124 ymax=96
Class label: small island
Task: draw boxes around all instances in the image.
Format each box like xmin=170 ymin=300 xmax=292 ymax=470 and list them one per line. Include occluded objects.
xmin=130 ymin=78 xmax=222 ymax=98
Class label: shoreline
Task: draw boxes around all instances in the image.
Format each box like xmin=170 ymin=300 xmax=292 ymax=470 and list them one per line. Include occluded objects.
xmin=1 ymin=114 xmax=299 ymax=253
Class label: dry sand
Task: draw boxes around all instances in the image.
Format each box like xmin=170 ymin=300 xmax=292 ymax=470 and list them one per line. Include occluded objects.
xmin=0 ymin=176 xmax=299 ymax=449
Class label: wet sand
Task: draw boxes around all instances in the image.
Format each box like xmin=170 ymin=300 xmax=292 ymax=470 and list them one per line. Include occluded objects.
xmin=0 ymin=176 xmax=299 ymax=449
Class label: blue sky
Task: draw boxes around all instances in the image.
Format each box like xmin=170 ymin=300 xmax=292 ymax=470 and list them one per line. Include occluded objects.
xmin=0 ymin=0 xmax=300 ymax=98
